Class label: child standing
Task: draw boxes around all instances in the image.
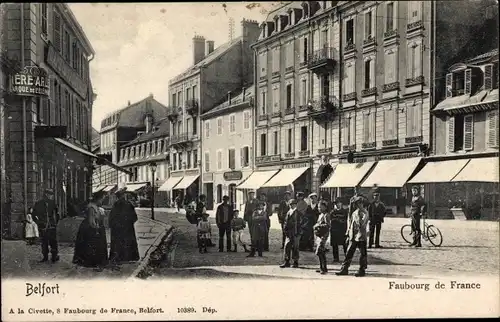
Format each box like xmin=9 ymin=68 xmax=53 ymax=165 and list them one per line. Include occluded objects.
xmin=313 ymin=200 xmax=330 ymax=274
xmin=25 ymin=207 xmax=39 ymax=245
xmin=231 ymin=210 xmax=249 ymax=252
xmin=197 ymin=213 xmax=211 ymax=253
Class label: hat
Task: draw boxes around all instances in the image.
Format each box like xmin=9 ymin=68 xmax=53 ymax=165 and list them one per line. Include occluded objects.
xmin=308 ymin=192 xmax=318 ymax=198
xmin=248 ymin=190 xmax=256 ymax=194
xmin=202 ymin=212 xmax=210 ymax=217
xmin=284 ymin=190 xmax=292 ymax=195
xmin=334 ymin=198 xmax=343 ymax=203
xmin=411 ymin=185 xmax=420 ymax=191
xmin=352 ymin=195 xmax=364 ymax=204
xmin=289 ymin=199 xmax=297 ymax=205
xmin=296 ymin=192 xmax=304 ymax=197
xmin=45 ymin=188 xmax=54 ymax=195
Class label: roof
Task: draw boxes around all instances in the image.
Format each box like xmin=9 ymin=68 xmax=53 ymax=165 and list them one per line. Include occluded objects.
xmin=122 ymin=117 xmax=170 ymax=147
xmin=202 ymin=85 xmax=254 ymax=119
xmin=466 ymin=48 xmax=499 ymax=64
xmin=61 ymin=4 xmax=95 ymax=55
xmin=169 ymin=37 xmax=243 ymax=85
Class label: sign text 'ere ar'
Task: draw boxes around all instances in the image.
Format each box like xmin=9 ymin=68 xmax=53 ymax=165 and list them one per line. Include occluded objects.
xmin=9 ymin=66 xmax=50 ymax=97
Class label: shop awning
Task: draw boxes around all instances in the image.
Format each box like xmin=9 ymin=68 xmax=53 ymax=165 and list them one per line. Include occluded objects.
xmin=173 ymin=175 xmax=200 ymax=190
xmin=158 ymin=176 xmax=183 ymax=192
xmin=125 ymin=183 xmax=147 ymax=191
xmin=361 ymin=158 xmax=422 ymax=188
xmin=451 ymin=157 xmax=499 ymax=182
xmin=408 ymin=159 xmax=470 ymax=184
xmin=92 ymin=185 xmax=106 ymax=193
xmin=321 ymin=162 xmax=376 ymax=188
xmin=102 ymin=185 xmax=116 ymax=192
xmin=237 ymin=170 xmax=279 ymax=190
xmin=261 ymin=167 xmax=310 ymax=188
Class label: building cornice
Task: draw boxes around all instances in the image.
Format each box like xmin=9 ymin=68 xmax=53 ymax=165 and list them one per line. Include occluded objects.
xmin=200 ymin=102 xmax=251 ymax=120
xmin=57 ymin=3 xmax=95 ymax=56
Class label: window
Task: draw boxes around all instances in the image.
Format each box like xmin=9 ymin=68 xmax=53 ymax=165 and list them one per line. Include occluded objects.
xmin=217 ymin=150 xmax=223 ymax=170
xmin=345 ymin=19 xmax=354 ymax=45
xmin=406 ymin=103 xmax=422 ymax=138
xmin=41 ymin=3 xmax=48 ymax=36
xmin=487 ymin=110 xmax=499 ymax=148
xmin=186 ymin=87 xmax=191 ymax=101
xmin=447 ymin=114 xmax=473 ymax=152
xmin=484 ymin=64 xmax=499 ymax=90
xmin=300 ymin=126 xmax=308 ymax=151
xmin=408 ymin=43 xmax=422 ymax=79
xmin=321 ymin=29 xmax=328 ymax=47
xmin=260 ymin=133 xmax=267 ymax=156
xmin=243 ymin=111 xmax=250 ymax=129
xmin=300 ymin=79 xmax=307 ymax=106
xmin=286 ymin=41 xmax=294 ymax=67
xmin=383 ymin=107 xmax=398 ymax=140
xmin=343 ymin=62 xmax=355 ymax=94
xmin=362 ymin=112 xmax=376 ymax=143
xmin=187 ymin=151 xmax=192 ymax=169
xmin=73 ymin=45 xmax=79 ymax=70
xmin=273 ymin=131 xmax=279 ymax=155
xmin=229 ymin=114 xmax=236 ymax=133
xmin=261 ymin=89 xmax=267 ymax=115
xmin=259 ymin=52 xmax=267 ymax=77
xmin=321 ymin=75 xmax=330 ymax=99
xmin=53 ymin=12 xmax=61 ymax=52
xmin=287 ymin=128 xmax=293 ymax=153
xmin=178 ymin=152 xmax=183 ymax=169
xmin=386 ymin=2 xmax=395 ymax=31
xmin=284 ymin=84 xmax=292 ymax=109
xmin=342 ymin=116 xmax=356 ymax=146
xmin=302 ymin=37 xmax=308 ymax=63
xmin=273 ymin=86 xmax=279 ymax=112
xmin=272 ymin=47 xmax=280 ymax=73
xmin=192 ymin=116 xmax=197 ymax=135
xmin=228 ymin=148 xmax=236 ymax=169
xmin=408 ymin=1 xmax=421 ymax=23
xmin=64 ymin=30 xmax=71 ymax=62
xmin=204 ymin=120 xmax=210 ymax=138
xmin=364 ymin=59 xmax=375 ymax=89
xmin=385 ymin=50 xmax=397 ymax=84
xmin=241 ymin=146 xmax=250 ymax=167
xmin=172 ymin=93 xmax=176 ymax=105
xmin=217 ymin=117 xmax=223 ymax=135
xmin=364 ymin=10 xmax=373 ymax=39
xmin=172 ymin=153 xmax=177 ymax=171
xmin=204 ymin=152 xmax=210 ymax=172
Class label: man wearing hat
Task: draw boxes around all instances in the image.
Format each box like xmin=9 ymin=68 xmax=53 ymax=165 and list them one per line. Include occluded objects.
xmin=32 ymin=189 xmax=60 ymax=263
xmin=277 ymin=191 xmax=292 ymax=249
xmin=347 ymin=185 xmax=365 ymax=228
xmin=300 ymin=192 xmax=319 ymax=251
xmin=409 ymin=185 xmax=426 ymax=247
xmin=368 ymin=187 xmax=386 ymax=248
xmin=280 ymin=198 xmax=309 ymax=268
xmin=243 ymin=190 xmax=258 ymax=240
xmin=215 ymin=195 xmax=233 ymax=252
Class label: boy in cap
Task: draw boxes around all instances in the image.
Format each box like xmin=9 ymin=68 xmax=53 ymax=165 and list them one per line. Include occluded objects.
xmin=336 ymin=195 xmax=369 ymax=277
xmin=32 ymin=188 xmax=60 ymax=263
xmin=231 ymin=210 xmax=249 ymax=252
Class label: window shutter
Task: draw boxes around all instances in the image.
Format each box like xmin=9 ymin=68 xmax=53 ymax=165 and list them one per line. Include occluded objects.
xmin=369 ymin=59 xmax=375 ymax=88
xmin=53 ymin=13 xmax=61 ymax=51
xmin=370 ymin=112 xmax=376 ymax=142
xmin=406 ymin=104 xmax=413 ymax=137
xmin=350 ymin=116 xmax=356 ymax=146
xmin=446 ymin=73 xmax=453 ymax=98
xmin=414 ymin=44 xmax=422 ymax=77
xmin=364 ymin=12 xmax=370 ymax=39
xmin=463 ymin=115 xmax=474 ymax=151
xmin=464 ymin=69 xmax=472 ymax=94
xmin=487 ymin=111 xmax=499 ymax=148
xmin=484 ymin=64 xmax=493 ymax=90
xmin=447 ymin=116 xmax=455 ymax=152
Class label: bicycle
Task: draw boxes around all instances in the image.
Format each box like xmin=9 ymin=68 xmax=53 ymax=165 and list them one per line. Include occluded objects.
xmin=400 ymin=215 xmax=443 ymax=247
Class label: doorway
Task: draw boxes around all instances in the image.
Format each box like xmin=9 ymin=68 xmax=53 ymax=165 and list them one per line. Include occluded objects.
xmin=205 ymin=183 xmax=214 ymax=210
xmin=216 ymin=184 xmax=223 ymax=204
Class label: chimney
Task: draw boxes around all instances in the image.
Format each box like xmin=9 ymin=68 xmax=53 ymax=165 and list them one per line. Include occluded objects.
xmin=241 ymin=18 xmax=260 ymax=43
xmin=128 ymin=100 xmax=131 ymax=106
xmin=193 ymin=35 xmax=205 ymax=65
xmin=205 ymin=40 xmax=215 ymax=56
xmin=149 ymin=93 xmax=154 ymax=98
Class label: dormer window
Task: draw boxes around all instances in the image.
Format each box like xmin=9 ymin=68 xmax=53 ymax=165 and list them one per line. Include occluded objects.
xmin=121 ymin=149 xmax=125 ymax=161
xmin=446 ymin=66 xmax=486 ymax=98
xmin=484 ymin=63 xmax=499 ymax=90
xmin=294 ymin=9 xmax=303 ymax=23
xmin=302 ymin=3 xmax=309 ymax=18
xmin=280 ymin=15 xmax=288 ymax=31
xmin=266 ymin=21 xmax=275 ymax=37
xmin=274 ymin=17 xmax=279 ymax=32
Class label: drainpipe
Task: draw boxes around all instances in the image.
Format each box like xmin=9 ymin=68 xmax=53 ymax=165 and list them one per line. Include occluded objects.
xmin=336 ymin=8 xmax=343 ymax=201
xmin=252 ymin=48 xmax=257 ymax=173
xmin=430 ymin=1 xmax=436 ymax=156
xmin=21 ymin=4 xmax=29 ymax=222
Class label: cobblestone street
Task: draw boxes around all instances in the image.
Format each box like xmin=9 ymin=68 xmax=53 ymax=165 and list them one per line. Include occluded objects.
xmin=144 ymin=209 xmax=499 ymax=279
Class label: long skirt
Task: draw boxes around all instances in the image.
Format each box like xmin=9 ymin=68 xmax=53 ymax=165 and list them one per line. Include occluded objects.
xmin=109 ymin=225 xmax=140 ymax=262
xmin=73 ymin=219 xmax=108 ymax=268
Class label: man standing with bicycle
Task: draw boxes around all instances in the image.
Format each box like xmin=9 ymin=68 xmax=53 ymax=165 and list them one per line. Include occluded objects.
xmin=409 ymin=185 xmax=426 ymax=248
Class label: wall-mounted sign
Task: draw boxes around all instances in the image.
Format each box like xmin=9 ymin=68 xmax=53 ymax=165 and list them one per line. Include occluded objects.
xmin=46 ymin=45 xmax=88 ymax=99
xmin=9 ymin=66 xmax=50 ymax=97
xmin=223 ymin=171 xmax=243 ymax=181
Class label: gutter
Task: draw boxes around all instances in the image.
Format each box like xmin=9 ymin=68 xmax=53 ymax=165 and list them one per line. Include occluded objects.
xmin=21 ymin=4 xmax=28 ymax=218
xmin=252 ymin=48 xmax=257 ymax=173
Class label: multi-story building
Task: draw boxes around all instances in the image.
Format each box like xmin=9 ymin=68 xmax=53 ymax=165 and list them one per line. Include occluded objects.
xmin=410 ymin=49 xmax=498 ymax=220
xmin=96 ymin=94 xmax=168 ymax=195
xmin=250 ymin=1 xmax=341 ymax=203
xmin=165 ymin=19 xmax=259 ymax=209
xmin=320 ymin=0 xmax=498 ymax=215
xmin=1 ymin=3 xmax=95 ymax=238
xmin=118 ymin=117 xmax=170 ymax=205
xmin=200 ymin=86 xmax=254 ymax=210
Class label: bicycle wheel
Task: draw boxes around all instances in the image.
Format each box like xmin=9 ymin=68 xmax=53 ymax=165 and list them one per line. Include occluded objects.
xmin=426 ymin=225 xmax=443 ymax=247
xmin=400 ymin=224 xmax=413 ymax=244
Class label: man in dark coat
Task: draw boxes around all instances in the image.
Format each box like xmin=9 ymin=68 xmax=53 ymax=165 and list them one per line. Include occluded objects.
xmin=280 ymin=199 xmax=309 ymax=268
xmin=278 ymin=191 xmax=292 ymax=249
xmin=109 ymin=189 xmax=140 ymax=265
xmin=216 ymin=195 xmax=233 ymax=252
xmin=300 ymin=193 xmax=319 ymax=251
xmin=32 ymin=189 xmax=60 ymax=263
xmin=246 ymin=201 xmax=268 ymax=257
xmin=243 ymin=191 xmax=258 ymax=240
xmin=409 ymin=185 xmax=426 ymax=247
xmin=348 ymin=185 xmax=366 ymax=228
xmin=330 ymin=198 xmax=348 ymax=262
xmin=258 ymin=193 xmax=272 ymax=251
xmin=368 ymin=188 xmax=386 ymax=248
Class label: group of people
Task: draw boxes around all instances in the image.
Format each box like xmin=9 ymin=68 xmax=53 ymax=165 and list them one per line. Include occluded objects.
xmin=28 ymin=188 xmax=141 ymax=272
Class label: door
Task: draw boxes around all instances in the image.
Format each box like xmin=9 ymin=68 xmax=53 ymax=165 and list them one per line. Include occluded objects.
xmin=216 ymin=184 xmax=223 ymax=204
xmin=205 ymin=183 xmax=214 ymax=210
xmin=229 ymin=184 xmax=237 ymax=209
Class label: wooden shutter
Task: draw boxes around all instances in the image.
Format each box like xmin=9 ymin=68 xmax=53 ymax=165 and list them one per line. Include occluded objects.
xmin=53 ymin=12 xmax=61 ymax=51
xmin=349 ymin=116 xmax=356 ymax=145
xmin=487 ymin=110 xmax=499 ymax=148
xmin=370 ymin=112 xmax=376 ymax=142
xmin=484 ymin=64 xmax=493 ymax=90
xmin=464 ymin=69 xmax=472 ymax=94
xmin=369 ymin=59 xmax=375 ymax=88
xmin=406 ymin=104 xmax=414 ymax=137
xmin=463 ymin=115 xmax=474 ymax=151
xmin=414 ymin=44 xmax=422 ymax=77
xmin=445 ymin=73 xmax=453 ymax=98
xmin=447 ymin=116 xmax=455 ymax=152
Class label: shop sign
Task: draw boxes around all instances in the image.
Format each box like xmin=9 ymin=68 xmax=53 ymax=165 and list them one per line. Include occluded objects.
xmin=283 ymin=162 xmax=310 ymax=169
xmin=9 ymin=66 xmax=50 ymax=97
xmin=223 ymin=171 xmax=243 ymax=181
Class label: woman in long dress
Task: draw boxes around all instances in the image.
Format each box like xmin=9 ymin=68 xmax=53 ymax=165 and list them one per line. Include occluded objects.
xmin=72 ymin=191 xmax=109 ymax=271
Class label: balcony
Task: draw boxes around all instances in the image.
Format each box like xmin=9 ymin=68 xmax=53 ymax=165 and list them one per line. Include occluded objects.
xmin=317 ymin=147 xmax=332 ymax=154
xmin=307 ymin=96 xmax=338 ymax=121
xmin=407 ymin=20 xmax=423 ymax=32
xmin=285 ymin=107 xmax=295 ymax=115
xmin=167 ymin=106 xmax=180 ymax=122
xmin=343 ymin=92 xmax=357 ymax=102
xmin=272 ymin=71 xmax=280 ymax=78
xmin=170 ymin=132 xmax=194 ymax=148
xmin=362 ymin=142 xmax=376 ymax=150
xmin=299 ymin=61 xmax=308 ymax=68
xmin=258 ymin=114 xmax=268 ymax=122
xmin=384 ymin=29 xmax=398 ymax=39
xmin=405 ymin=136 xmax=423 ymax=145
xmin=298 ymin=150 xmax=310 ymax=157
xmin=363 ymin=36 xmax=376 ymax=47
xmin=382 ymin=139 xmax=399 ymax=147
xmin=283 ymin=152 xmax=295 ymax=159
xmin=299 ymin=105 xmax=309 ymax=112
xmin=285 ymin=66 xmax=294 ymax=73
xmin=342 ymin=144 xmax=356 ymax=152
xmin=405 ymin=76 xmax=425 ymax=87
xmin=308 ymin=47 xmax=337 ymax=75
xmin=344 ymin=42 xmax=356 ymax=53
xmin=361 ymin=87 xmax=377 ymax=97
xmin=383 ymin=82 xmax=400 ymax=92
xmin=271 ymin=111 xmax=282 ymax=118
xmin=255 ymin=154 xmax=281 ymax=165
xmin=185 ymin=99 xmax=199 ymax=116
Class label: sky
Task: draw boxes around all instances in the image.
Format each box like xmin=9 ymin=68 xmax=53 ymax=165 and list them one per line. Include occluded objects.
xmin=68 ymin=2 xmax=280 ymax=130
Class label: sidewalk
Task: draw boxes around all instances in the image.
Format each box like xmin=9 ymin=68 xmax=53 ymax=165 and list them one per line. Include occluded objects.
xmin=1 ymin=214 xmax=170 ymax=279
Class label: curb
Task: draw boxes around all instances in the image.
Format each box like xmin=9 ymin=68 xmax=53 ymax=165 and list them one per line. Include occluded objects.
xmin=128 ymin=214 xmax=173 ymax=279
